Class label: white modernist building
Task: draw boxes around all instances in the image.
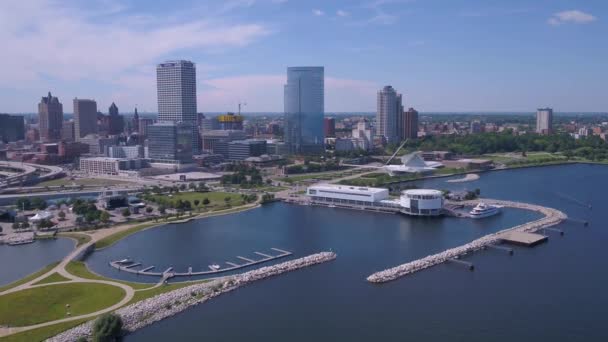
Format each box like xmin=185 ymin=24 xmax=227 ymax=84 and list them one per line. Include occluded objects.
xmin=306 ymin=184 xmax=444 ymax=216
xmin=399 ymin=189 xmax=444 ymax=216
xmin=306 ymin=184 xmax=390 ymax=206
xmin=384 ymin=152 xmax=443 ymax=175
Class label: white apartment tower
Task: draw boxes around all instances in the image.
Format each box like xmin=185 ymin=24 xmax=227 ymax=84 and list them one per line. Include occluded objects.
xmin=536 ymin=108 xmax=553 ymax=135
xmin=156 ymin=60 xmax=197 ymax=123
xmin=376 ymin=86 xmax=403 ymax=144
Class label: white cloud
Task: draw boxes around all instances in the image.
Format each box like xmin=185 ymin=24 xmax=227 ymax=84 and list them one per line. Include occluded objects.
xmin=0 ymin=0 xmax=272 ymax=111
xmin=337 ymin=10 xmax=350 ymax=17
xmin=198 ymin=74 xmax=378 ymax=112
xmin=313 ymin=9 xmax=325 ymax=16
xmin=548 ymin=10 xmax=597 ymax=26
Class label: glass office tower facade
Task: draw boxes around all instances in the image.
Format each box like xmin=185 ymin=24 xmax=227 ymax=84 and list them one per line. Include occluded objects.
xmin=147 ymin=122 xmax=193 ymax=164
xmin=284 ymin=66 xmax=324 ymax=154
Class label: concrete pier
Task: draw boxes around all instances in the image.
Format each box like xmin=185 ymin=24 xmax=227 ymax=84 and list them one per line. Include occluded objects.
xmin=254 ymin=252 xmax=272 ymax=258
xmin=486 ymin=244 xmax=514 ymax=255
xmin=125 ymin=263 xmax=141 ymax=269
xmin=367 ymin=199 xmax=566 ymax=283
xmin=447 ymin=258 xmax=474 ymax=270
xmin=109 ymin=248 xmax=293 ymax=279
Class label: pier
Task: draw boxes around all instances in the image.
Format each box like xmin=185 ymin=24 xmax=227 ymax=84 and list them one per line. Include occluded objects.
xmin=447 ymin=258 xmax=474 ymax=270
xmin=109 ymin=248 xmax=293 ymax=278
xmin=367 ymin=199 xmax=567 ymax=283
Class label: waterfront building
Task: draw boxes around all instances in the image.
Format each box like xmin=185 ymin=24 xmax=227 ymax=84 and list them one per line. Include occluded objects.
xmin=399 ymin=189 xmax=443 ymax=216
xmin=324 ymin=118 xmax=336 ymax=137
xmin=402 ymin=108 xmax=418 ymax=140
xmin=108 ymin=102 xmax=124 ymax=135
xmin=73 ymin=98 xmax=98 ymax=139
xmin=307 ymin=184 xmax=389 ymax=204
xmin=228 ymin=139 xmax=267 ymax=161
xmin=217 ymin=113 xmax=244 ymax=130
xmin=376 ymin=86 xmax=403 ymax=144
xmin=147 ymin=122 xmax=194 ymax=164
xmin=79 ymin=157 xmax=143 ymax=176
xmin=284 ymin=66 xmax=325 ymax=154
xmin=0 ymin=114 xmax=25 ymax=143
xmin=536 ymin=108 xmax=553 ymax=135
xmin=38 ymin=92 xmax=63 ymax=141
xmin=383 ymin=152 xmax=443 ymax=175
xmin=107 ymin=145 xmax=144 ymax=159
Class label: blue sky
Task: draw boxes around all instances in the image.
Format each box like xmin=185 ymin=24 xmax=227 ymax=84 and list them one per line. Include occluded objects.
xmin=0 ymin=0 xmax=606 ymax=113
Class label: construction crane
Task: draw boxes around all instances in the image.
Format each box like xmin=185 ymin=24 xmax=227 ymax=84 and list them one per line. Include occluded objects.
xmin=238 ymin=102 xmax=247 ymax=116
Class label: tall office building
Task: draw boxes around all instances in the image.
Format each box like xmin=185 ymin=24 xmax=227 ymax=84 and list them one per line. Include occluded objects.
xmin=62 ymin=121 xmax=75 ymax=141
xmin=376 ymin=86 xmax=403 ymax=144
xmin=401 ymin=107 xmax=419 ymax=140
xmin=284 ymin=66 xmax=324 ymax=154
xmin=73 ymin=98 xmax=98 ymax=139
xmin=156 ymin=60 xmax=199 ymax=153
xmin=38 ymin=92 xmax=63 ymax=142
xmin=324 ymin=117 xmax=336 ymax=137
xmin=157 ymin=60 xmax=197 ymax=123
xmin=147 ymin=122 xmax=194 ymax=164
xmin=0 ymin=114 xmax=25 ymax=143
xmin=536 ymin=108 xmax=553 ymax=135
xmin=108 ymin=102 xmax=124 ymax=135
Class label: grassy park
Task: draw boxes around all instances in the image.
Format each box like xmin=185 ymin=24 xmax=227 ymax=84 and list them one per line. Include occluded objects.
xmin=0 ymin=263 xmax=59 ymax=293
xmin=31 ymin=273 xmax=71 ymax=285
xmin=65 ymin=261 xmax=153 ymax=290
xmin=38 ymin=177 xmax=133 ymax=187
xmin=144 ymin=191 xmax=245 ymax=209
xmin=0 ymin=283 xmax=124 ymax=326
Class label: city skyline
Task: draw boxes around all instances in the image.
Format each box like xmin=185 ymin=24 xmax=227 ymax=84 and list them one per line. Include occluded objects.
xmin=0 ymin=0 xmax=606 ymax=113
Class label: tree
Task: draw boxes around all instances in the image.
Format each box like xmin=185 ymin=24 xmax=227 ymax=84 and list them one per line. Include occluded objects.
xmin=202 ymin=198 xmax=210 ymax=206
xmin=189 ymin=182 xmax=197 ymax=190
xmin=145 ymin=206 xmax=153 ymax=214
xmin=158 ymin=205 xmax=166 ymax=215
xmin=179 ymin=184 xmax=187 ymax=191
xmin=121 ymin=208 xmax=131 ymax=218
xmin=92 ymin=313 xmax=123 ymax=342
xmin=224 ymin=197 xmax=232 ymax=207
xmin=12 ymin=222 xmax=20 ymax=230
xmin=21 ymin=221 xmax=30 ymax=229
xmin=100 ymin=211 xmax=111 ymax=224
xmin=15 ymin=198 xmax=31 ymax=211
xmin=31 ymin=197 xmax=47 ymax=210
xmin=58 ymin=210 xmax=66 ymax=221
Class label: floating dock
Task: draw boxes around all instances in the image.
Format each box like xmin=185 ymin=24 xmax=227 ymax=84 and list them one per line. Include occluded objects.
xmin=110 ymin=248 xmax=293 ymax=279
xmin=498 ymin=231 xmax=548 ymax=247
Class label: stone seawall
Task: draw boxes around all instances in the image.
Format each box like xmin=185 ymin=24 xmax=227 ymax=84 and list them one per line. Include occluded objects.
xmin=47 ymin=252 xmax=336 ymax=342
xmin=367 ymin=199 xmax=566 ymax=283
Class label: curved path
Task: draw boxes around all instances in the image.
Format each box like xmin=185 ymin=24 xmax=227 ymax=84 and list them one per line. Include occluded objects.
xmin=0 ymin=200 xmax=262 ymax=338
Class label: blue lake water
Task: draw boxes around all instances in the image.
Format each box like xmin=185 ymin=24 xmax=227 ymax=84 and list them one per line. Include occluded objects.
xmin=0 ymin=238 xmax=74 ymax=286
xmin=86 ymin=163 xmax=608 ymax=341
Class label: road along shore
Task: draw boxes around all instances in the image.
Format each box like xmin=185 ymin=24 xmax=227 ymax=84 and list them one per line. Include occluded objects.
xmin=47 ymin=252 xmax=336 ymax=342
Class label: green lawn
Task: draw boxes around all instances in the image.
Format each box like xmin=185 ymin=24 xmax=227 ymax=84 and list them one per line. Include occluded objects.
xmin=0 ymin=318 xmax=90 ymax=342
xmin=31 ymin=273 xmax=71 ymax=286
xmin=0 ymin=283 xmax=125 ymax=326
xmin=57 ymin=232 xmax=91 ymax=247
xmin=0 ymin=263 xmax=59 ymax=293
xmin=38 ymin=178 xmax=133 ymax=187
xmin=65 ymin=261 xmax=153 ymax=290
xmin=144 ymin=191 xmax=245 ymax=209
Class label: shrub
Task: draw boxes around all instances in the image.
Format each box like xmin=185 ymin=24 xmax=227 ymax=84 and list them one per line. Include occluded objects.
xmin=92 ymin=313 xmax=123 ymax=342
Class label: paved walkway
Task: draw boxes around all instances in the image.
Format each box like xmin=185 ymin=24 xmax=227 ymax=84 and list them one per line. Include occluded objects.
xmin=0 ymin=200 xmax=262 ymax=338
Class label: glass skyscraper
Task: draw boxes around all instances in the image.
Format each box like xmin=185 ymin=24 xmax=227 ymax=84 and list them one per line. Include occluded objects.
xmin=147 ymin=122 xmax=194 ymax=164
xmin=284 ymin=66 xmax=324 ymax=154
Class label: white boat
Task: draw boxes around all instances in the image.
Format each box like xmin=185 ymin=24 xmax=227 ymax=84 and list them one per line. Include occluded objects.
xmin=208 ymin=264 xmax=221 ymax=271
xmin=469 ymin=202 xmax=501 ymax=218
xmin=117 ymin=258 xmax=131 ymax=264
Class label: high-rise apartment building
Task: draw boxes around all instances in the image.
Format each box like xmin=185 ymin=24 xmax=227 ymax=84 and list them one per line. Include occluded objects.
xmin=284 ymin=66 xmax=325 ymax=154
xmin=536 ymin=108 xmax=553 ymax=135
xmin=402 ymin=107 xmax=419 ymax=140
xmin=376 ymin=86 xmax=403 ymax=144
xmin=38 ymin=92 xmax=63 ymax=141
xmin=73 ymin=98 xmax=98 ymax=139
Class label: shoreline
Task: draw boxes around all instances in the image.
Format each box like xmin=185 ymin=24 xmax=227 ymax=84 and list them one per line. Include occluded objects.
xmin=47 ymin=252 xmax=337 ymax=342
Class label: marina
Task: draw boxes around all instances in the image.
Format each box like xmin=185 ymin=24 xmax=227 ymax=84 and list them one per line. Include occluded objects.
xmin=109 ymin=248 xmax=293 ymax=279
